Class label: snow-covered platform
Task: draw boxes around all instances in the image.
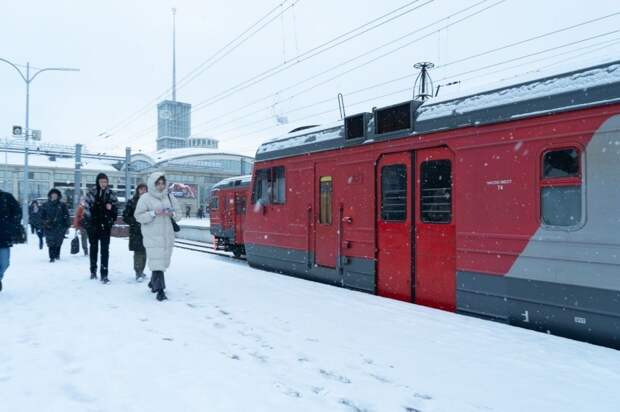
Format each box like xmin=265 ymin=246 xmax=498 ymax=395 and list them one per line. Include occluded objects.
xmin=1 ymin=238 xmax=619 ymax=412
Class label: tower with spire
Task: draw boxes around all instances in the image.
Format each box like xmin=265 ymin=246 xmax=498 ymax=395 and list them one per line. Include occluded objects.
xmin=157 ymin=7 xmax=192 ymax=150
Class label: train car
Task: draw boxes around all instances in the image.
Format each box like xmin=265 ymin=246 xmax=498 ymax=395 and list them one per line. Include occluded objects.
xmin=244 ymin=60 xmax=620 ymax=348
xmin=208 ymin=175 xmax=251 ymax=257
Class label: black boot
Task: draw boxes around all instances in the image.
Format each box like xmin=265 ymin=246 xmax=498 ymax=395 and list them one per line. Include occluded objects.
xmin=90 ymin=273 xmax=97 ymax=280
xmin=148 ymin=272 xmax=156 ymax=293
xmin=156 ymin=290 xmax=167 ymax=301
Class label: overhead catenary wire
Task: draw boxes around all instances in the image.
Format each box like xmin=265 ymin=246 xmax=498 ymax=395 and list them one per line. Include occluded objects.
xmin=100 ymin=0 xmax=302 ymax=136
xmin=120 ymin=0 xmax=441 ymax=141
xmin=190 ymin=0 xmax=496 ymax=133
xmin=206 ymin=32 xmax=620 ymax=142
xmin=124 ymin=0 xmax=501 ymax=142
xmin=192 ymin=9 xmax=620 ymax=136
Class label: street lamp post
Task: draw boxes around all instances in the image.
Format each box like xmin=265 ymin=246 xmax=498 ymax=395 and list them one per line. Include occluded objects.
xmin=0 ymin=58 xmax=79 ymax=232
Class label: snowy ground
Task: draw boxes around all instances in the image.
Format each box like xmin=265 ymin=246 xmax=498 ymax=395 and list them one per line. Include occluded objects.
xmin=1 ymin=238 xmax=620 ymax=412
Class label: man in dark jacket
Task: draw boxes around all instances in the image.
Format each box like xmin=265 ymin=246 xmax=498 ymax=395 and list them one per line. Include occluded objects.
xmin=122 ymin=183 xmax=147 ymax=281
xmin=0 ymin=189 xmax=22 ymax=292
xmin=40 ymin=189 xmax=71 ymax=262
xmin=83 ymin=173 xmax=118 ymax=283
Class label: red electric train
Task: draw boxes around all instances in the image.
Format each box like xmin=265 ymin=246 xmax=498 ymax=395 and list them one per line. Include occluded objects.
xmin=208 ymin=175 xmax=251 ymax=258
xmin=241 ymin=60 xmax=620 ymax=349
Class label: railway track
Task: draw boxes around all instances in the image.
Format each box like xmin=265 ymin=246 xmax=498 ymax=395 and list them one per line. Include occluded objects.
xmin=173 ymin=239 xmax=246 ymax=261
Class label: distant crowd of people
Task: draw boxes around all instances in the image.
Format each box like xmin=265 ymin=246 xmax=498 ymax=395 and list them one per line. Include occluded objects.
xmin=0 ymin=171 xmax=182 ymax=301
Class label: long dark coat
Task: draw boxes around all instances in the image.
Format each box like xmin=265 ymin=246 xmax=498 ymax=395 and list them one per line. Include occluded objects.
xmin=0 ymin=190 xmax=22 ymax=249
xmin=41 ymin=199 xmax=71 ymax=248
xmin=29 ymin=205 xmax=44 ymax=229
xmin=122 ymin=196 xmax=145 ymax=252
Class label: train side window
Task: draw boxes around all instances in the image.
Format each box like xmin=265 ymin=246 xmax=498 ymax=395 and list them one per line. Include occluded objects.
xmin=381 ymin=164 xmax=407 ymax=221
xmin=272 ymin=166 xmax=286 ymax=204
xmin=543 ymin=148 xmax=579 ymax=178
xmin=319 ymin=176 xmax=333 ymax=225
xmin=541 ymin=147 xmax=582 ymax=227
xmin=209 ymin=196 xmax=219 ymax=210
xmin=251 ymin=169 xmax=271 ymax=204
xmin=236 ymin=196 xmax=247 ymax=214
xmin=420 ymin=160 xmax=452 ymax=223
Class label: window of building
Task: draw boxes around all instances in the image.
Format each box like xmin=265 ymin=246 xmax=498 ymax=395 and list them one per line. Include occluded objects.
xmin=420 ymin=160 xmax=452 ymax=223
xmin=540 ymin=147 xmax=582 ymax=227
xmin=381 ymin=165 xmax=407 ymax=221
xmin=272 ymin=166 xmax=286 ymax=204
xmin=319 ymin=176 xmax=333 ymax=225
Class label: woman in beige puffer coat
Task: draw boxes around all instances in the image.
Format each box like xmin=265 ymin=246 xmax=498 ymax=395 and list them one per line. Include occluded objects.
xmin=135 ymin=172 xmax=182 ymax=301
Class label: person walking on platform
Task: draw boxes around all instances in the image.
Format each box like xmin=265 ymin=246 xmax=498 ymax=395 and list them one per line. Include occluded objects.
xmin=29 ymin=200 xmax=45 ymax=250
xmin=83 ymin=173 xmax=118 ymax=284
xmin=122 ymin=183 xmax=148 ymax=282
xmin=72 ymin=197 xmax=89 ymax=256
xmin=41 ymin=189 xmax=70 ymax=262
xmin=135 ymin=173 xmax=181 ymax=301
xmin=0 ymin=189 xmax=22 ymax=292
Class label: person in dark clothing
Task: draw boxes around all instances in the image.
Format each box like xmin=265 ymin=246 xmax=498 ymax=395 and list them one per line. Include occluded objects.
xmin=29 ymin=200 xmax=45 ymax=250
xmin=122 ymin=183 xmax=148 ymax=282
xmin=185 ymin=204 xmax=191 ymax=218
xmin=40 ymin=189 xmax=71 ymax=262
xmin=83 ymin=173 xmax=118 ymax=283
xmin=0 ymin=189 xmax=22 ymax=292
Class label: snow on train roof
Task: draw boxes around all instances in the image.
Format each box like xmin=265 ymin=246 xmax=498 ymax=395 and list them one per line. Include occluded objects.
xmin=256 ymin=122 xmax=344 ymax=156
xmin=417 ymin=61 xmax=620 ymax=123
xmin=211 ymin=174 xmax=252 ymax=190
xmin=256 ymin=60 xmax=620 ymax=161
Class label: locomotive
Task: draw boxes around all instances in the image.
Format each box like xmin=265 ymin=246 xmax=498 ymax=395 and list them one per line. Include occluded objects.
xmin=207 ymin=175 xmax=251 ymax=258
xmin=222 ymin=60 xmax=620 ymax=349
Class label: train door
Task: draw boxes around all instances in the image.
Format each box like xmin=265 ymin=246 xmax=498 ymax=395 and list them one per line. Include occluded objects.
xmin=234 ymin=191 xmax=247 ymax=244
xmin=315 ymin=164 xmax=338 ymax=267
xmin=376 ymin=152 xmax=414 ymax=302
xmin=224 ymin=191 xmax=234 ymax=230
xmin=415 ymin=147 xmax=456 ymax=311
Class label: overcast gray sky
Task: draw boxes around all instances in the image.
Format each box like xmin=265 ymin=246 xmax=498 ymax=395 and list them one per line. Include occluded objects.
xmin=1 ymin=0 xmax=619 ymax=156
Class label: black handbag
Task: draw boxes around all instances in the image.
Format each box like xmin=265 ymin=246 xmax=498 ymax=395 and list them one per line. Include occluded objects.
xmin=70 ymin=235 xmax=80 ymax=254
xmin=167 ymin=194 xmax=181 ymax=233
xmin=12 ymin=223 xmax=27 ymax=244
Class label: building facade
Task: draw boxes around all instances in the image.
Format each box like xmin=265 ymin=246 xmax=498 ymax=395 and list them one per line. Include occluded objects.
xmin=157 ymin=100 xmax=192 ymax=150
xmin=1 ymin=139 xmax=254 ymax=215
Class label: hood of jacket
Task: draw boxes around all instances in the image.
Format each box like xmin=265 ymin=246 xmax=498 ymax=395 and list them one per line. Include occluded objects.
xmin=48 ymin=188 xmax=62 ymax=201
xmin=147 ymin=172 xmax=167 ymax=200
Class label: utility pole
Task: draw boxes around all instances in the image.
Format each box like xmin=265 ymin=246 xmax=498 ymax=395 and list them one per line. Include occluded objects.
xmin=172 ymin=7 xmax=177 ymax=102
xmin=0 ymin=57 xmax=79 ymax=232
xmin=74 ymin=144 xmax=82 ymax=211
xmin=125 ymin=147 xmax=131 ymax=203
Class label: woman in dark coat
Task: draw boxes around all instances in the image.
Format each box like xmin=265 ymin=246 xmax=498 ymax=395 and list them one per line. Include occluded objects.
xmin=122 ymin=183 xmax=148 ymax=281
xmin=29 ymin=200 xmax=45 ymax=250
xmin=41 ymin=189 xmax=71 ymax=262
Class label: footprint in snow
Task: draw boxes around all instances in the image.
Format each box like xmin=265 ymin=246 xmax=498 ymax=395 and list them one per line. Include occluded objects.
xmin=319 ymin=369 xmax=351 ymax=384
xmin=63 ymin=384 xmax=96 ymax=404
xmin=369 ymin=373 xmax=392 ymax=383
xmin=250 ymin=351 xmax=268 ymax=363
xmin=413 ymin=393 xmax=432 ymax=400
xmin=339 ymin=398 xmax=371 ymax=412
